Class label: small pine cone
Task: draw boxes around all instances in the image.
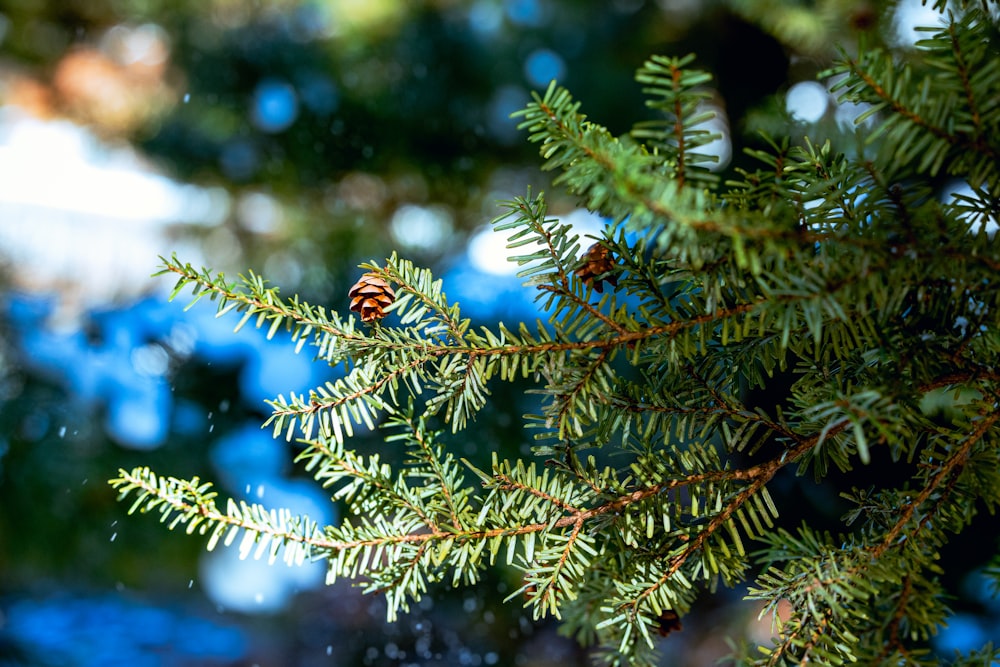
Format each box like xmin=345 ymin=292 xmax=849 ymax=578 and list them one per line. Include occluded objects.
xmin=654 ymin=610 xmax=683 ymax=637
xmin=575 ymin=243 xmax=618 ymax=293
xmin=348 ymin=273 xmax=396 ymax=322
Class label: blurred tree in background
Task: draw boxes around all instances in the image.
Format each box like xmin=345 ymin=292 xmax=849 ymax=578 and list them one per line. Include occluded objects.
xmin=3 ymin=1 xmax=995 ymax=666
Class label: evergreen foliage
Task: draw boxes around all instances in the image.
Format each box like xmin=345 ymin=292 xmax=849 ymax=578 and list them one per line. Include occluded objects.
xmin=111 ymin=5 xmax=1000 ymax=665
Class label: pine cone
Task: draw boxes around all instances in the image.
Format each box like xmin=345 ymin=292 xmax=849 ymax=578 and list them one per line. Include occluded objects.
xmin=654 ymin=610 xmax=683 ymax=637
xmin=348 ymin=273 xmax=396 ymax=322
xmin=575 ymin=243 xmax=618 ymax=293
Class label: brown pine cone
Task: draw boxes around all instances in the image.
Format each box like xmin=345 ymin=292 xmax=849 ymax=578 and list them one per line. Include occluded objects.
xmin=348 ymin=273 xmax=396 ymax=322
xmin=575 ymin=243 xmax=618 ymax=293
xmin=654 ymin=610 xmax=683 ymax=637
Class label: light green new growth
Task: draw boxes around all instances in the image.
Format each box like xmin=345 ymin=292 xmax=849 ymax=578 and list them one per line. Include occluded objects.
xmin=111 ymin=6 xmax=1000 ymax=666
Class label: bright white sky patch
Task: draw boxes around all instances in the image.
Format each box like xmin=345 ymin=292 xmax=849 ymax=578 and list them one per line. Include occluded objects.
xmin=0 ymin=109 xmax=228 ymax=309
xmin=0 ymin=112 xmax=223 ymax=222
xmin=786 ymin=81 xmax=830 ymax=123
xmin=891 ymin=0 xmax=948 ymax=47
xmin=390 ymin=203 xmax=454 ymax=251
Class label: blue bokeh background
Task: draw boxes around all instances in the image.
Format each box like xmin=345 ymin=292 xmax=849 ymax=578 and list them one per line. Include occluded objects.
xmin=0 ymin=0 xmax=996 ymax=665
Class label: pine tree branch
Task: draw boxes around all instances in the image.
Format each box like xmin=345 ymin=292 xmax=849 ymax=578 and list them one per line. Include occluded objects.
xmin=374 ymin=539 xmax=431 ymax=596
xmin=628 ymin=428 xmax=839 ymax=614
xmin=871 ymin=408 xmax=999 ymax=559
xmin=759 ymin=407 xmax=999 ymax=661
xmin=920 ymin=368 xmax=1000 ymax=394
xmin=881 ymin=574 xmax=913 ymax=660
xmin=538 ymin=281 xmax=628 ymax=334
xmin=553 ymin=348 xmax=613 ymax=438
xmin=117 ymin=446 xmax=800 ymax=564
xmin=113 ymin=467 xmax=332 ymax=551
xmin=119 ymin=19 xmax=1000 ymax=663
xmin=794 ymin=608 xmax=834 ymax=667
xmin=162 ymin=253 xmax=766 ymax=362
xmin=843 ymin=58 xmax=952 ymax=142
xmin=403 ymin=415 xmax=465 ymax=532
xmin=842 ymin=55 xmax=998 ymax=164
xmin=379 ymin=259 xmax=468 ymax=343
xmin=300 ymin=435 xmax=448 ymax=535
xmin=670 ymin=65 xmax=688 ymax=190
xmin=685 ymin=362 xmax=804 ymax=445
xmin=948 ymin=20 xmax=983 ymax=136
xmin=496 ymin=469 xmax=584 ymax=516
xmin=159 ymin=257 xmax=360 ymax=347
xmin=269 ymin=356 xmax=427 ymax=431
xmin=503 ymin=196 xmax=628 ymax=335
xmin=528 ymin=515 xmax=588 ymax=616
xmin=123 ymin=426 xmax=817 ymax=563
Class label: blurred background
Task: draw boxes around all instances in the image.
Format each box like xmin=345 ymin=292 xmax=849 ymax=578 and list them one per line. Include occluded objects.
xmin=0 ymin=0 xmax=997 ymax=665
